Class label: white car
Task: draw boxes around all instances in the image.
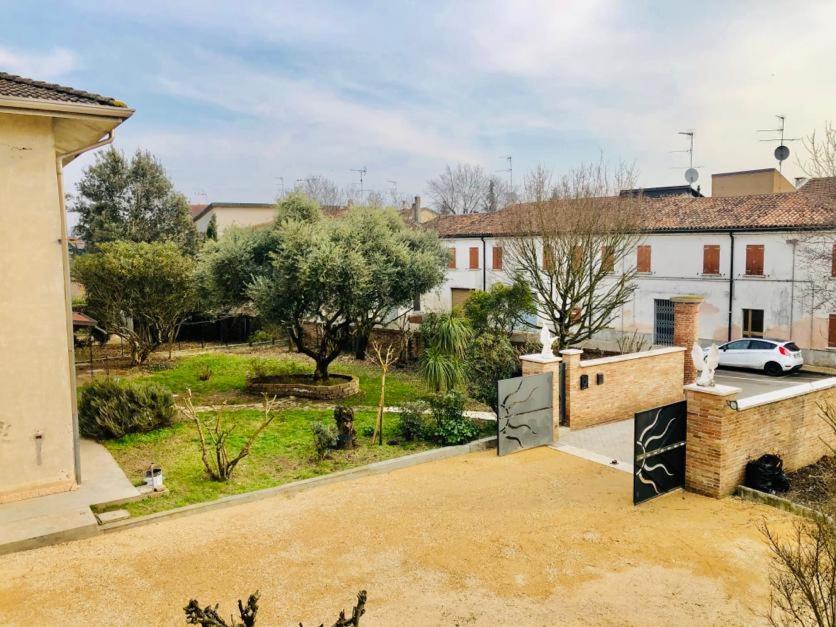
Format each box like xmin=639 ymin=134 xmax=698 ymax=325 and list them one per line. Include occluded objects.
xmin=712 ymin=338 xmax=803 ymax=376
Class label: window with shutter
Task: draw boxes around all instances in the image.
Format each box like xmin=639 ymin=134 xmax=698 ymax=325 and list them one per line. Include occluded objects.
xmin=469 ymin=247 xmax=479 ymax=269
xmin=447 ymin=248 xmax=456 ymax=269
xmin=831 ymin=244 xmax=836 ymax=277
xmin=742 ymin=308 xmax=764 ymax=338
xmin=830 ymin=314 xmax=836 ymax=348
xmin=601 ymin=245 xmax=615 ymax=273
xmin=636 ymin=245 xmax=651 ymax=273
xmin=543 ymin=246 xmax=554 ymax=271
xmin=492 ymin=246 xmax=503 ymax=270
xmin=703 ymin=244 xmax=720 ymax=274
xmin=745 ymin=245 xmax=764 ymax=276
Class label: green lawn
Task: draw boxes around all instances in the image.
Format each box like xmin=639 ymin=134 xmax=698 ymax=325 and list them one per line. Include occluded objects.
xmin=102 ymin=407 xmax=439 ymax=517
xmin=121 ymin=351 xmax=434 ymax=407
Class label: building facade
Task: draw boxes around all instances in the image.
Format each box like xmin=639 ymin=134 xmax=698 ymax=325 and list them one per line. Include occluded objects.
xmin=421 ymin=175 xmax=836 ymax=367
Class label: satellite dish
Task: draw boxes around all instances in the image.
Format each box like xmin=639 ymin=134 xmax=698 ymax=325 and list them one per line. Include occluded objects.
xmin=684 ymin=168 xmax=699 ymax=184
xmin=774 ymin=145 xmax=790 ymax=162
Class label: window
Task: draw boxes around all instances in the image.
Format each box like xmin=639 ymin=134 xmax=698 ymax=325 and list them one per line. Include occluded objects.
xmin=723 ymin=339 xmax=750 ymax=350
xmin=742 ymin=308 xmax=764 ymax=338
xmin=447 ymin=248 xmax=456 ymax=269
xmin=748 ymin=340 xmax=775 ymax=350
xmin=492 ymin=246 xmax=503 ymax=270
xmin=745 ymin=244 xmax=764 ymax=276
xmin=570 ymin=245 xmax=584 ymax=272
xmin=831 ymin=244 xmax=836 ymax=277
xmin=601 ymin=245 xmax=615 ymax=273
xmin=703 ymin=244 xmax=720 ymax=274
xmin=637 ymin=245 xmax=651 ymax=273
xmin=451 ymin=288 xmax=474 ymax=309
xmin=543 ymin=246 xmax=554 ymax=271
xmin=469 ymin=246 xmax=479 ymax=269
xmin=830 ymin=314 xmax=836 ymax=348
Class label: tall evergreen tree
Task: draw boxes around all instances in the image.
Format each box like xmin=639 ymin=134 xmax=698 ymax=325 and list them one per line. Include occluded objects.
xmin=71 ymin=147 xmax=198 ymax=254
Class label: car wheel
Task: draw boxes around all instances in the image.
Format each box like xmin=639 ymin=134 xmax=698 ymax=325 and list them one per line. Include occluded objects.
xmin=764 ymin=362 xmax=783 ymax=377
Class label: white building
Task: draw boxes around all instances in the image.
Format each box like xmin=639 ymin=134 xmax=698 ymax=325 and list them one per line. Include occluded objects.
xmin=191 ymin=202 xmax=277 ymax=236
xmin=420 ymin=173 xmax=836 ymax=367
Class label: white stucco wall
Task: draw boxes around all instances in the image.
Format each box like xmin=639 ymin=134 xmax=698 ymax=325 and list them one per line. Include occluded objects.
xmin=422 ymin=230 xmax=836 ymax=366
xmin=195 ymin=205 xmax=277 ymax=235
xmin=0 ymin=112 xmax=77 ymax=502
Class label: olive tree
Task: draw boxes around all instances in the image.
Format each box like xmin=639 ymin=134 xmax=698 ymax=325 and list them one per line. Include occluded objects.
xmin=504 ymin=162 xmax=643 ymax=350
xmin=200 ymin=195 xmax=448 ymax=380
xmin=73 ymin=241 xmax=198 ymax=365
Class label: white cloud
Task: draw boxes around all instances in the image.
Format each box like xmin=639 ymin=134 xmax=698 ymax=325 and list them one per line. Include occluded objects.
xmin=0 ymin=46 xmax=78 ymax=79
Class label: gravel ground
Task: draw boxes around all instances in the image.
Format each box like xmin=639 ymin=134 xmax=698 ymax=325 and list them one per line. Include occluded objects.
xmin=0 ymin=448 xmax=793 ymax=625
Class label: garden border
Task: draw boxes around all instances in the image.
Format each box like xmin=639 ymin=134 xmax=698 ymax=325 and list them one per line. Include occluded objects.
xmin=98 ymin=436 xmax=497 ymax=534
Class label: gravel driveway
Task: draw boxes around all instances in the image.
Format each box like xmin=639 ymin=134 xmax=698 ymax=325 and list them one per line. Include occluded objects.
xmin=0 ymin=447 xmax=792 ymax=625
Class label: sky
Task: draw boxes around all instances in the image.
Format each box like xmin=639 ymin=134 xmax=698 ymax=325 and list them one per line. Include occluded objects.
xmin=1 ymin=0 xmax=834 ymax=211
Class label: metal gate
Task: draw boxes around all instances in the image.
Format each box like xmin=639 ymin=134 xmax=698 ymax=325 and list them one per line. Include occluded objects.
xmin=497 ymin=372 xmax=553 ymax=456
xmin=654 ymin=298 xmax=674 ymax=345
xmin=633 ymin=400 xmax=687 ymax=505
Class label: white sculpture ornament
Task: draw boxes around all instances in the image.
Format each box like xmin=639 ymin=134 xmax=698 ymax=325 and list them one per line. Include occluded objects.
xmin=691 ymin=342 xmax=720 ymax=387
xmin=540 ymin=325 xmax=555 ymax=358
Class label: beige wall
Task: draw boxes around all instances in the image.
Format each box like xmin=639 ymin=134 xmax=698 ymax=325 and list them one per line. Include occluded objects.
xmin=195 ymin=205 xmax=276 ymax=235
xmin=562 ymin=347 xmax=685 ymax=429
xmin=711 ymin=169 xmax=795 ymax=197
xmin=686 ymin=382 xmax=836 ymax=497
xmin=0 ymin=112 xmax=76 ymax=502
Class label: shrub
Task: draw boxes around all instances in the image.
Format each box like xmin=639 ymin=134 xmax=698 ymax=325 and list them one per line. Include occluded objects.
xmin=396 ymin=401 xmax=429 ymax=441
xmin=360 ymin=424 xmax=375 ymax=438
xmin=312 ymin=422 xmax=338 ymax=459
xmin=79 ymin=378 xmax=175 ymax=439
xmin=197 ymin=365 xmax=213 ymax=381
xmin=248 ymin=329 xmax=274 ymax=345
xmin=465 ymin=332 xmax=519 ymax=414
xmin=427 ymin=391 xmax=479 ymax=446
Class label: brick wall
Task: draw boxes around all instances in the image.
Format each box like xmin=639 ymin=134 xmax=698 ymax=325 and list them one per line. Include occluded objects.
xmin=561 ymin=347 xmax=685 ymax=429
xmin=686 ymin=382 xmax=836 ymax=497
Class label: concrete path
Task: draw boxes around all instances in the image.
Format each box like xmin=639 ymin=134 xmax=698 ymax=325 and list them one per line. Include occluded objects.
xmin=715 ymin=368 xmax=832 ymax=398
xmin=555 ymin=418 xmax=635 ymax=470
xmin=0 ymin=440 xmax=138 ymax=554
xmin=0 ymin=447 xmax=792 ymax=625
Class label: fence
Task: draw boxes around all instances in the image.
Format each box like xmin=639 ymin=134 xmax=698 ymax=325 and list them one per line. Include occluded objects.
xmin=685 ymin=379 xmax=836 ymax=497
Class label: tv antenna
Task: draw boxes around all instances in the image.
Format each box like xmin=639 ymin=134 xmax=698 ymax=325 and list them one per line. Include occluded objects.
xmin=386 ymin=179 xmax=398 ymax=202
xmin=757 ymin=115 xmax=800 ymax=172
xmin=497 ymin=155 xmax=513 ymax=189
xmin=351 ymin=167 xmax=367 ymax=196
xmin=275 ymin=176 xmax=285 ymax=196
xmin=671 ymin=130 xmax=702 ymax=185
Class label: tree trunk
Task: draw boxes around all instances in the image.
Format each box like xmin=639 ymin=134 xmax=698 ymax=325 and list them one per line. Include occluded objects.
xmin=313 ymin=360 xmax=329 ymax=382
xmin=373 ymin=369 xmax=386 ymax=445
xmin=354 ymin=331 xmax=370 ymax=361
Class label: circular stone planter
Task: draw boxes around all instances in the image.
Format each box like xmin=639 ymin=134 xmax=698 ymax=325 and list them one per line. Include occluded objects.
xmin=245 ymin=373 xmax=360 ymax=400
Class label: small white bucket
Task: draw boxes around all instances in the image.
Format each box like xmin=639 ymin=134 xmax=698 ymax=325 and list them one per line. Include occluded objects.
xmin=144 ymin=465 xmax=164 ymax=491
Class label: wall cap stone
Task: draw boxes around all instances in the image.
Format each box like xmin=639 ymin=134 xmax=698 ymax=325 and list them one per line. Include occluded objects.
xmin=671 ymin=295 xmax=705 ymax=304
xmin=559 ymin=348 xmax=583 ymax=356
xmin=684 ymin=383 xmax=740 ymax=397
xmin=520 ymin=353 xmax=562 ymax=364
xmin=579 ymin=345 xmax=684 ymax=368
xmin=729 ymin=377 xmax=836 ymax=411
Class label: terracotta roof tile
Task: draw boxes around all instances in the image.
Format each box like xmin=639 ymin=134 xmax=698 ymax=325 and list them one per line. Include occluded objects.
xmin=426 ymin=178 xmax=836 ymax=237
xmin=0 ymin=72 xmax=125 ymax=107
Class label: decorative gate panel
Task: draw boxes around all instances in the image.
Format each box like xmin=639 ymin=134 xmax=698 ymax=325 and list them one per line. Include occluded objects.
xmin=497 ymin=372 xmax=553 ymax=456
xmin=633 ymin=400 xmax=686 ymax=504
xmin=654 ymin=298 xmax=674 ymax=346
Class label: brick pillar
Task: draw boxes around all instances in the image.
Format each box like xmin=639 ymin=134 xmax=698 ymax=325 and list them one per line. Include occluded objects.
xmin=684 ymin=383 xmax=739 ymax=498
xmin=672 ymin=295 xmax=703 ymax=385
xmin=520 ymin=354 xmax=562 ymax=439
xmin=559 ymin=349 xmax=582 ymax=428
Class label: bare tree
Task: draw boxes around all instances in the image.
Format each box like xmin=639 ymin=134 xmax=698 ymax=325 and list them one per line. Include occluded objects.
xmin=370 ymin=336 xmax=405 ymax=445
xmin=293 ymin=175 xmax=344 ymax=207
xmin=799 ymin=121 xmax=836 ymax=178
xmin=427 ymin=163 xmax=514 ymax=215
xmin=182 ymin=391 xmax=279 ymax=482
xmin=523 ymin=163 xmax=555 ymax=202
xmin=504 ymin=162 xmax=644 ymax=350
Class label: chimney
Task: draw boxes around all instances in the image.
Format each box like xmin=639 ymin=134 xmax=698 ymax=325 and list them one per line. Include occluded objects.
xmin=412 ymin=196 xmax=421 ymax=223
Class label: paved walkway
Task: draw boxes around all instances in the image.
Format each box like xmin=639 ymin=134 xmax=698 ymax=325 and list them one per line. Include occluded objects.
xmin=0 ymin=447 xmax=791 ymax=625
xmin=715 ymin=368 xmax=832 ymax=398
xmin=555 ymin=418 xmax=635 ymax=471
xmin=0 ymin=440 xmax=138 ymax=554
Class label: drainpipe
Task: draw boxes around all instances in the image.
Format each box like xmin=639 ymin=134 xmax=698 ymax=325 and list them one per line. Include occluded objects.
xmin=56 ymin=130 xmax=116 ymax=485
xmin=727 ymin=231 xmax=735 ymax=342
xmin=787 ymin=238 xmax=797 ymax=340
xmin=480 ymin=236 xmax=487 ymax=291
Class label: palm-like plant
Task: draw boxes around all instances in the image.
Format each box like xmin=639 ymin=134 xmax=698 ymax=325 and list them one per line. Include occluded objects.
xmin=419 ymin=312 xmax=472 ymax=392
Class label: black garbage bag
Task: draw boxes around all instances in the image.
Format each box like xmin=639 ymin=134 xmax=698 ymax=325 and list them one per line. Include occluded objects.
xmin=745 ymin=454 xmax=790 ymax=494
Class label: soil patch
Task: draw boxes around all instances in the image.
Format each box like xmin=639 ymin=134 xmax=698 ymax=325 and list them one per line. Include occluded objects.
xmin=784 ymin=455 xmax=836 ymax=514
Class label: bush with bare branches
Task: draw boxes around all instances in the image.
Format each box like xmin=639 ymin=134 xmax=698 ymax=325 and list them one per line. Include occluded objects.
xmin=181 ymin=391 xmax=279 ymax=482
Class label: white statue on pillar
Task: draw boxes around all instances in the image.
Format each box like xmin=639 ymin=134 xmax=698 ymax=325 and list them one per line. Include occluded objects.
xmin=691 ymin=342 xmax=720 ymax=386
xmin=539 ymin=325 xmax=554 ymax=358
